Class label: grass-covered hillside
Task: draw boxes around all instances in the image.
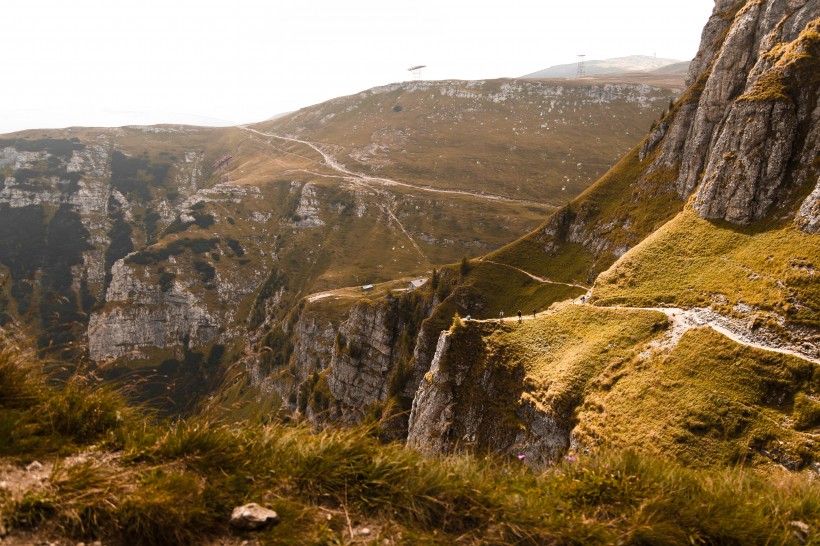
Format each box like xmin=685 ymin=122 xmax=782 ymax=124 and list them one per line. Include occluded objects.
xmin=256 ymin=78 xmax=681 ymax=204
xmin=1 ymin=338 xmax=819 ymax=545
xmin=421 ymin=302 xmax=818 ymax=472
xmin=592 ymin=210 xmax=820 ymax=329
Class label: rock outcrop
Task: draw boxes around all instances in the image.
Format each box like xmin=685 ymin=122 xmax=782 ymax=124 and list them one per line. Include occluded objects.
xmin=88 ymin=259 xmax=219 ymax=362
xmin=407 ymin=325 xmax=571 ymax=465
xmin=693 ymin=11 xmax=820 ymax=224
xmin=407 ymin=0 xmax=820 ymax=459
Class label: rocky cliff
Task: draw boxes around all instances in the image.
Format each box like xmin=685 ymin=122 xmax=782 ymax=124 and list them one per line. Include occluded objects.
xmin=406 ymin=0 xmax=820 ymax=463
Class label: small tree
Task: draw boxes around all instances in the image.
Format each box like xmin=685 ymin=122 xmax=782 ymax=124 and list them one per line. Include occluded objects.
xmin=450 ymin=312 xmax=465 ymax=334
xmin=460 ymin=256 xmax=472 ymax=276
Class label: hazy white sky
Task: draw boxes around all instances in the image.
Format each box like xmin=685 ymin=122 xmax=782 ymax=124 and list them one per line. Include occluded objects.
xmin=1 ymin=0 xmax=715 ymax=134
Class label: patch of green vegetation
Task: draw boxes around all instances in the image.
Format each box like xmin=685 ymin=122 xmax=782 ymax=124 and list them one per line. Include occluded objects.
xmin=0 ymin=203 xmax=91 ymax=351
xmin=110 ymin=151 xmax=171 ymax=201
xmin=793 ymin=392 xmax=820 ymax=431
xmin=249 ymin=267 xmax=287 ymax=328
xmin=576 ymin=328 xmax=818 ymax=469
xmin=225 ymin=237 xmax=244 ymax=257
xmin=739 ymin=70 xmax=790 ymax=102
xmin=143 ymin=208 xmax=161 ymax=244
xmin=0 ymin=204 xmax=47 ymax=280
xmin=158 ymin=271 xmax=176 ymax=292
xmin=38 ymin=204 xmax=92 ymax=352
xmin=0 ymin=138 xmax=85 ymax=158
xmin=741 ymin=19 xmax=820 ymax=103
xmin=592 ymin=210 xmax=820 ymax=327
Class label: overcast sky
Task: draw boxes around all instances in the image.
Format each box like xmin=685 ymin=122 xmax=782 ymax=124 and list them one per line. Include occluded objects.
xmin=1 ymin=0 xmax=715 ymax=134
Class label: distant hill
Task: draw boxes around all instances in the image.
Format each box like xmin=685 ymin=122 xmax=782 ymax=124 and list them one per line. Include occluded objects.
xmin=522 ymin=55 xmax=683 ymax=79
xmin=647 ymin=61 xmax=691 ymax=75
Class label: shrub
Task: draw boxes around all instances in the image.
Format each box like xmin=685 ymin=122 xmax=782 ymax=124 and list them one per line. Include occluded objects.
xmin=45 ymin=376 xmax=125 ymax=443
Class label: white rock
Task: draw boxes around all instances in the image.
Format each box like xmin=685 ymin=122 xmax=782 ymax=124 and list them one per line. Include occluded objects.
xmin=230 ymin=503 xmax=280 ymax=531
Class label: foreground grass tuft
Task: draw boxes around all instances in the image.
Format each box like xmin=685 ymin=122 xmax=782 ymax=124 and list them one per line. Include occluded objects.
xmin=2 ymin=336 xmax=820 ymax=544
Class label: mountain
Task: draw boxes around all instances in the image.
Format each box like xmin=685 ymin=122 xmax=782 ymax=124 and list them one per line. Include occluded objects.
xmin=1 ymin=0 xmax=819 ymax=543
xmin=0 ymin=78 xmax=679 ymax=410
xmin=522 ymin=54 xmax=683 ymax=79
xmin=235 ymin=0 xmax=819 ymax=474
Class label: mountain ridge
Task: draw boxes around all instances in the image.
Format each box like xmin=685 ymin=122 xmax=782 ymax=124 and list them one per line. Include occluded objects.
xmin=522 ymin=54 xmax=684 ymax=79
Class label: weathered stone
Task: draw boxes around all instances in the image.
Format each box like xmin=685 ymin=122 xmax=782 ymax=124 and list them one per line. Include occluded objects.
xmin=229 ymin=503 xmax=280 ymax=531
xmin=88 ymin=260 xmax=219 ymax=362
xmin=789 ymin=521 xmax=811 ymax=545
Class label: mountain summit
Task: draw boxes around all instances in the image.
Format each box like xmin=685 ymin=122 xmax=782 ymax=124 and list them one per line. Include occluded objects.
xmin=522 ymin=54 xmax=684 ymax=78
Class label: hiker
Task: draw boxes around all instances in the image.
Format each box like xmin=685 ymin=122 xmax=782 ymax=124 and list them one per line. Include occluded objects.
xmin=532 ymin=307 xmax=537 ymax=318
xmin=517 ymin=310 xmax=522 ymax=323
xmin=499 ymin=310 xmax=504 ymax=323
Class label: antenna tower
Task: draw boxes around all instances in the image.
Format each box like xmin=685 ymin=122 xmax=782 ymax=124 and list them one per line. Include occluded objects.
xmin=408 ymin=65 xmax=426 ymax=80
xmin=576 ymin=55 xmax=586 ymax=78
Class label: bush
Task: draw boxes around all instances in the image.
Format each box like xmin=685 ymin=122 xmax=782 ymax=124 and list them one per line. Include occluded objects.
xmin=158 ymin=271 xmax=176 ymax=292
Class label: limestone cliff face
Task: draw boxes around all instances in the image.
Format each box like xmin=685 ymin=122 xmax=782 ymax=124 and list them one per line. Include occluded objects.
xmin=645 ymin=0 xmax=820 ymax=225
xmin=406 ymin=327 xmax=570 ymax=465
xmin=88 ymin=259 xmax=219 ymax=362
xmin=500 ymin=0 xmax=818 ymax=284
xmin=326 ymin=293 xmax=433 ymax=416
xmin=692 ymin=7 xmax=819 ymax=224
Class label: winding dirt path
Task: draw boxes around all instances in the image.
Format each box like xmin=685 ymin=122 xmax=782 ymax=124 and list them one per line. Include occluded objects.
xmin=471 ymin=300 xmax=819 ymax=365
xmin=240 ymin=126 xmax=817 ymax=366
xmin=480 ymin=259 xmax=590 ymax=290
xmin=240 ymin=126 xmax=551 ymax=207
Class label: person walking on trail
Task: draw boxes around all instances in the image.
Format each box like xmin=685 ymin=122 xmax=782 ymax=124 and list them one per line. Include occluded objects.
xmin=532 ymin=307 xmax=537 ymax=318
xmin=517 ymin=310 xmax=522 ymax=323
xmin=499 ymin=310 xmax=504 ymax=323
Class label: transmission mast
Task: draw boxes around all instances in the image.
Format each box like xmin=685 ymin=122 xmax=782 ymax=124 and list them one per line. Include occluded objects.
xmin=576 ymin=55 xmax=586 ymax=78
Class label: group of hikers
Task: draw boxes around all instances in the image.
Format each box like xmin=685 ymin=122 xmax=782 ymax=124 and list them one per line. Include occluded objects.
xmin=463 ymin=308 xmax=538 ymax=323
xmin=498 ymin=308 xmax=537 ymax=323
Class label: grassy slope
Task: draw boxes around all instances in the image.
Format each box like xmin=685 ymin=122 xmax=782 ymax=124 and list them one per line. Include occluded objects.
xmin=592 ymin=209 xmax=820 ymax=327
xmin=443 ymin=303 xmax=819 ymax=473
xmin=256 ymin=79 xmax=680 ymax=203
xmin=487 ymin=146 xmax=684 ymax=285
xmin=575 ymin=327 xmax=819 ymax=468
xmin=2 ymin=339 xmax=819 ymax=546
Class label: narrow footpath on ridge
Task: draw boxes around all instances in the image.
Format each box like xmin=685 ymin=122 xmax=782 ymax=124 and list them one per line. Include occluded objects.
xmin=475 ymin=300 xmax=819 ymax=365
xmin=479 ymin=259 xmax=590 ymax=290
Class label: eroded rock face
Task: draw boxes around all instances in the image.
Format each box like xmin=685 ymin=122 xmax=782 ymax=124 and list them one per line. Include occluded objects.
xmin=405 ymin=0 xmax=820 ymax=461
xmin=694 ymin=99 xmax=798 ymax=222
xmin=650 ymin=0 xmax=819 ymax=225
xmin=327 ymin=297 xmax=414 ymax=412
xmin=407 ymin=327 xmax=570 ymax=464
xmin=88 ymin=260 xmax=219 ymax=362
xmin=796 ymin=176 xmax=820 ymax=233
xmin=691 ymin=8 xmax=820 ymax=223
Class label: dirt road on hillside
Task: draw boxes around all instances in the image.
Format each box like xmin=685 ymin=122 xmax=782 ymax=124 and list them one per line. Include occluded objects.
xmin=240 ymin=126 xmax=552 ymax=207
